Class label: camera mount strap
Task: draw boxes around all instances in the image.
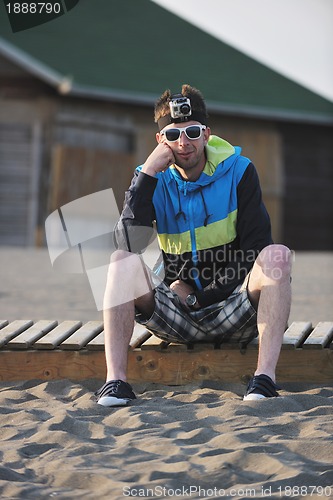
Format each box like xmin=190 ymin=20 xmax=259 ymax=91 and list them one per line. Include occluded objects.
xmin=157 ymin=111 xmax=207 ymax=131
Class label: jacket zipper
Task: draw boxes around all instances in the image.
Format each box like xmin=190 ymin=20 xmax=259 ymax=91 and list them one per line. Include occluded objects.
xmin=187 ymin=189 xmax=202 ymax=290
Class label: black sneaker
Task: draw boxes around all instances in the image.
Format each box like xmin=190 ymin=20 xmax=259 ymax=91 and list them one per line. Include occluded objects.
xmin=94 ymin=380 xmax=136 ymax=407
xmin=243 ymin=374 xmax=280 ymax=401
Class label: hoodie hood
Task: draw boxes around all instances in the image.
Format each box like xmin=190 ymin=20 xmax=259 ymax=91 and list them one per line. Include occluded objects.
xmin=204 ymin=135 xmax=236 ymax=175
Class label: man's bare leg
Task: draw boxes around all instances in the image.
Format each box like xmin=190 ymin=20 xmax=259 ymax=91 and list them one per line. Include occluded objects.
xmin=103 ymin=250 xmax=155 ymax=382
xmin=247 ymin=244 xmax=292 ymax=382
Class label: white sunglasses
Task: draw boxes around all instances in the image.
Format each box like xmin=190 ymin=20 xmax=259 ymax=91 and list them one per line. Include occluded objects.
xmin=161 ymin=125 xmax=206 ymax=142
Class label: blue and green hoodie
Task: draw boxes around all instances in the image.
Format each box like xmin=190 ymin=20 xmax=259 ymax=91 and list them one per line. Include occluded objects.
xmin=116 ymin=135 xmax=272 ymax=307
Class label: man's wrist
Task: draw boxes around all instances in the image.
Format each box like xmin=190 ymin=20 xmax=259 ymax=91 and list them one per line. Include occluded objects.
xmin=141 ymin=164 xmax=158 ymax=177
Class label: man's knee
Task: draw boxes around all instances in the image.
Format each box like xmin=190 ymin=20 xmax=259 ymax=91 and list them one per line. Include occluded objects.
xmin=110 ymin=249 xmax=132 ymax=263
xmin=108 ymin=249 xmax=142 ymax=277
xmin=257 ymin=244 xmax=292 ymax=281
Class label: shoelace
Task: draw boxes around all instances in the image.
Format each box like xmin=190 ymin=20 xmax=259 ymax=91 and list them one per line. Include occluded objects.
xmin=94 ymin=380 xmax=122 ymax=398
xmin=247 ymin=375 xmax=280 ymax=397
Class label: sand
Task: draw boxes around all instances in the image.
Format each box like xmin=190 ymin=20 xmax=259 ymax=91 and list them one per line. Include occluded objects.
xmin=0 ymin=379 xmax=332 ymax=499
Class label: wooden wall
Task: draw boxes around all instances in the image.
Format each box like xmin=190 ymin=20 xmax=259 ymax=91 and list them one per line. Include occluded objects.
xmin=0 ymin=101 xmax=46 ymax=246
xmin=49 ymin=146 xmax=134 ymax=214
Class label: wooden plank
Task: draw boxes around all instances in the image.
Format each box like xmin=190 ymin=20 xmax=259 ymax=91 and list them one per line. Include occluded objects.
xmin=0 ymin=350 xmax=106 ymax=381
xmin=33 ymin=321 xmax=82 ymax=350
xmin=162 ymin=342 xmax=189 ymax=351
xmin=282 ymin=321 xmax=313 ymax=349
xmin=129 ymin=324 xmax=151 ymax=349
xmin=86 ymin=330 xmax=104 ymax=351
xmin=191 ymin=342 xmax=215 ymax=351
xmin=0 ymin=320 xmax=9 ymax=330
xmin=140 ymin=336 xmax=205 ymax=351
xmin=90 ymin=327 xmax=153 ymax=351
xmin=128 ymin=348 xmax=333 ymax=385
xmin=302 ymin=322 xmax=333 ymax=349
xmin=140 ymin=335 xmax=168 ymax=350
xmin=60 ymin=321 xmax=103 ymax=350
xmin=0 ymin=320 xmax=33 ymax=348
xmin=7 ymin=320 xmax=58 ymax=349
xmin=238 ymin=322 xmax=313 ymax=351
xmin=0 ymin=348 xmax=332 ymax=383
xmin=218 ymin=342 xmax=244 ymax=350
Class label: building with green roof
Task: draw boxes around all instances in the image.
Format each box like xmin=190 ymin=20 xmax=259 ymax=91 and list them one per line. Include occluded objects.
xmin=0 ymin=0 xmax=332 ymax=248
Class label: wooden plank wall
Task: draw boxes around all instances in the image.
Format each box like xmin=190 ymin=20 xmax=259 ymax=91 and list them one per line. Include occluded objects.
xmin=0 ymin=123 xmax=38 ymax=245
xmin=49 ymin=145 xmax=135 ymax=213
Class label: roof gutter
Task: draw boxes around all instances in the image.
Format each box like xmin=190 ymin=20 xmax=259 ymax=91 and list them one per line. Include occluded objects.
xmin=0 ymin=36 xmax=71 ymax=92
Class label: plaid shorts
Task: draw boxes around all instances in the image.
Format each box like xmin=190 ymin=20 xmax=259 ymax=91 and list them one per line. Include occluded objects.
xmin=135 ymin=275 xmax=258 ymax=346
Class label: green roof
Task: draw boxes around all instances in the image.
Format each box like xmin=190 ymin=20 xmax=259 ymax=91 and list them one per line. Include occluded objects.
xmin=1 ymin=0 xmax=332 ymax=123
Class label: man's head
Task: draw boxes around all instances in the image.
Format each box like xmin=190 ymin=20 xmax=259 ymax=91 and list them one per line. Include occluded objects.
xmin=154 ymin=84 xmax=210 ymax=180
xmin=154 ymin=84 xmax=208 ymax=131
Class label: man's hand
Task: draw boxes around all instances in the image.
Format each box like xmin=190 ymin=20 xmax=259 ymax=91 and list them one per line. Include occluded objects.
xmin=170 ymin=280 xmax=200 ymax=310
xmin=141 ymin=142 xmax=175 ymax=177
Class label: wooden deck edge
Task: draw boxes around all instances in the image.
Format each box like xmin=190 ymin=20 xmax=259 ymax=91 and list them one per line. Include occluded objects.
xmin=2 ymin=321 xmax=333 ymax=352
xmin=0 ymin=348 xmax=332 ymax=384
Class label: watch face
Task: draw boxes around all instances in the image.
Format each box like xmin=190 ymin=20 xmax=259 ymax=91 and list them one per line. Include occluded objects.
xmin=186 ymin=294 xmax=197 ymax=307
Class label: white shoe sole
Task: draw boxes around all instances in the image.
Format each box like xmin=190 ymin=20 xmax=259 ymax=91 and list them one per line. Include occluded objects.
xmin=97 ymin=396 xmax=130 ymax=407
xmin=243 ymin=393 xmax=266 ymax=401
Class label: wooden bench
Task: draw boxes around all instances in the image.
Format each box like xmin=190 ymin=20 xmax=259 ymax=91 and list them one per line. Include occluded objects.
xmin=0 ymin=320 xmax=332 ymax=384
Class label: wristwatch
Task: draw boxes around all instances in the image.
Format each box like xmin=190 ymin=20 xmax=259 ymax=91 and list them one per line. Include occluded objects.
xmin=185 ymin=293 xmax=197 ymax=309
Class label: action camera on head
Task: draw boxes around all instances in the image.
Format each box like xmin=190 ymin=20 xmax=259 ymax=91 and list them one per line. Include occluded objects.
xmin=169 ymin=94 xmax=192 ymax=120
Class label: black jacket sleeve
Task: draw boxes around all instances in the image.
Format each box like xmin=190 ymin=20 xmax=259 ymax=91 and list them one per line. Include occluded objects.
xmin=114 ymin=170 xmax=158 ymax=253
xmin=195 ymin=163 xmax=273 ymax=307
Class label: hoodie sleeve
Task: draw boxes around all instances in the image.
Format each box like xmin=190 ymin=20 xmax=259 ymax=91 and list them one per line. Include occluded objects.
xmin=114 ymin=169 xmax=158 ymax=253
xmin=195 ymin=163 xmax=273 ymax=307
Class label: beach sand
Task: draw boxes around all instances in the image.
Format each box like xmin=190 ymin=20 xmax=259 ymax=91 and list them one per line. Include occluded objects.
xmin=0 ymin=379 xmax=332 ymax=499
